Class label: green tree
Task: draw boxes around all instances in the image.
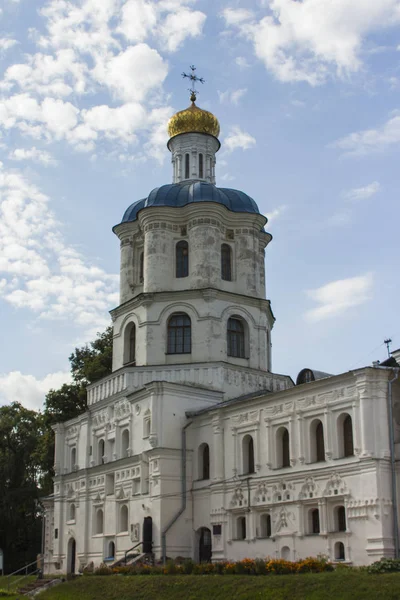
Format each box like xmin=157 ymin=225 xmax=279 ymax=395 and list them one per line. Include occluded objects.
xmin=0 ymin=402 xmax=44 ymax=572
xmin=40 ymin=326 xmax=113 ymax=493
xmin=0 ymin=326 xmax=113 ymax=571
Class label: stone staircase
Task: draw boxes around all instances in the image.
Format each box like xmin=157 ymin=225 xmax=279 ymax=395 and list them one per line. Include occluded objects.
xmin=17 ymin=579 xmax=61 ymax=596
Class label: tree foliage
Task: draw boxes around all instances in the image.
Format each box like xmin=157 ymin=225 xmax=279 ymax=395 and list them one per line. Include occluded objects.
xmin=0 ymin=326 xmax=113 ymax=572
xmin=0 ymin=403 xmax=45 ymax=572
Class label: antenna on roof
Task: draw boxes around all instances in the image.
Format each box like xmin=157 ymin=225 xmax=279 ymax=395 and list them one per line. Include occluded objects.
xmin=384 ymin=338 xmax=392 ymax=358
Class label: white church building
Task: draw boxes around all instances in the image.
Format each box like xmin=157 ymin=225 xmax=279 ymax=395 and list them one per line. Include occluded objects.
xmin=43 ymin=93 xmax=400 ymax=573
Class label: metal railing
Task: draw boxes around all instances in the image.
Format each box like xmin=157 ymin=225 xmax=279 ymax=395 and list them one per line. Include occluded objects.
xmin=124 ymin=542 xmax=143 ymax=565
xmin=6 ymin=560 xmax=41 ymax=591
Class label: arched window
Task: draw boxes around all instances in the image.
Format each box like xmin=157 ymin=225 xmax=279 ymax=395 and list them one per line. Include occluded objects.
xmin=119 ymin=505 xmax=128 ymax=532
xmin=227 ymin=317 xmax=245 ymax=358
xmin=221 ymin=244 xmax=232 ymax=281
xmin=199 ymin=153 xmax=204 ymax=178
xmin=167 ymin=313 xmax=191 ymax=354
xmin=139 ymin=252 xmax=144 ymax=283
xmin=309 ymin=508 xmax=320 ymax=534
xmin=316 ymin=421 xmax=325 ymax=462
xmin=98 ymin=439 xmax=105 ymax=465
xmin=343 ymin=415 xmax=354 ymax=457
xmin=108 ymin=541 xmax=115 ymax=559
xmin=199 ymin=443 xmax=210 ymax=480
xmin=123 ymin=323 xmax=136 ymax=365
xmin=335 ymin=506 xmax=346 ymax=532
xmin=276 ymin=427 xmax=290 ymax=468
xmin=310 ymin=419 xmax=325 ymax=462
xmin=185 ymin=153 xmax=190 ymax=179
xmin=335 ymin=541 xmax=345 ymax=560
xmin=96 ymin=509 xmax=104 ymax=534
xmin=70 ymin=447 xmax=76 ymax=470
xmin=242 ymin=434 xmax=255 ymax=474
xmin=69 ymin=503 xmax=76 ymax=521
xmin=260 ymin=514 xmax=271 ymax=538
xmin=176 ymin=240 xmax=189 ymax=278
xmin=121 ymin=429 xmax=130 ymax=458
xmin=129 ymin=324 xmax=136 ymax=363
xmin=237 ymin=516 xmax=246 ymax=540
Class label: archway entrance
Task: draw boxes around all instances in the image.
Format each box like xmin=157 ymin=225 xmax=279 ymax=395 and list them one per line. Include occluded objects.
xmin=198 ymin=527 xmax=212 ymax=563
xmin=67 ymin=538 xmax=76 ymax=574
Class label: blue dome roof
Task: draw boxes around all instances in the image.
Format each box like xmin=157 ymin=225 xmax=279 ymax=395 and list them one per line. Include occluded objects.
xmin=119 ymin=182 xmax=260 ymax=224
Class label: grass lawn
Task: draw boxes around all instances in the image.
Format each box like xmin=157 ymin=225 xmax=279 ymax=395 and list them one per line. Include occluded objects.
xmin=0 ymin=575 xmax=36 ymax=599
xmin=39 ymin=571 xmax=400 ymax=600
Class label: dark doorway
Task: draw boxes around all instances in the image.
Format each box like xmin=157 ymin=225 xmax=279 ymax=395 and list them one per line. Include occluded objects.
xmin=143 ymin=516 xmax=153 ymax=554
xmin=68 ymin=538 xmax=76 ymax=574
xmin=199 ymin=527 xmax=212 ymax=563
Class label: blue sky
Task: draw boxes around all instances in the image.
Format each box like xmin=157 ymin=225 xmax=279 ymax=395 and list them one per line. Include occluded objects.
xmin=0 ymin=0 xmax=399 ymax=410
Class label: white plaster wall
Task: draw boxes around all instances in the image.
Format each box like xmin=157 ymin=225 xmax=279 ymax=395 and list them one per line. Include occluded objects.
xmin=111 ymin=292 xmax=273 ymax=372
xmin=168 ymin=133 xmax=220 ymax=184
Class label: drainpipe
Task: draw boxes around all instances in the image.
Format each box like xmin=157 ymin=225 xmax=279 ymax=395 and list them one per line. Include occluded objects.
xmin=161 ymin=420 xmax=192 ymax=564
xmin=387 ymin=369 xmax=400 ymax=558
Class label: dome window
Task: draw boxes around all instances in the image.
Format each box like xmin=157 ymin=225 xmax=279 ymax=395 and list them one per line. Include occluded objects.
xmin=185 ymin=154 xmax=190 ymax=179
xmin=199 ymin=153 xmax=204 ymax=178
xmin=221 ymin=244 xmax=232 ymax=281
xmin=176 ymin=240 xmax=189 ymax=278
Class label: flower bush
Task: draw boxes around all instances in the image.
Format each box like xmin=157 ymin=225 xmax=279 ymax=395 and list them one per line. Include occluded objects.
xmin=94 ymin=556 xmax=333 ymax=576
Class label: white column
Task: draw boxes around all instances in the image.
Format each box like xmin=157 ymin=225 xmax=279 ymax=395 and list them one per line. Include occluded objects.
xmin=297 ymin=414 xmax=305 ymax=464
xmin=324 ymin=410 xmax=333 ymax=461
xmin=265 ymin=419 xmax=272 ymax=469
xmin=289 ymin=416 xmax=296 ymax=466
xmin=213 ymin=422 xmax=224 ymax=481
xmin=232 ymin=428 xmax=238 ymax=476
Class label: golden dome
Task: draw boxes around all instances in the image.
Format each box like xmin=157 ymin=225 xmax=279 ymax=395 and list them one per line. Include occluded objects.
xmin=168 ymin=95 xmax=220 ymax=139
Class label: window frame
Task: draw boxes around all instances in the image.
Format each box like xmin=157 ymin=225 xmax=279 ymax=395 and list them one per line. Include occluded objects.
xmin=221 ymin=244 xmax=232 ymax=281
xmin=227 ymin=317 xmax=246 ymax=358
xmin=167 ymin=313 xmax=191 ymax=354
xmin=176 ymin=240 xmax=189 ymax=278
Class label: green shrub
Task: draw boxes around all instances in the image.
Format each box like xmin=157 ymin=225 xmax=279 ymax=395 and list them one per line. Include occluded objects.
xmin=93 ymin=562 xmax=113 ymax=575
xmin=367 ymin=558 xmax=400 ymax=574
xmin=182 ymin=559 xmax=195 ymax=574
xmin=0 ymin=591 xmax=15 ymax=598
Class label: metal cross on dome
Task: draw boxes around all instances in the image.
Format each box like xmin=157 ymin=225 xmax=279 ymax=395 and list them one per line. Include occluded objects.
xmin=182 ymin=65 xmax=205 ymax=102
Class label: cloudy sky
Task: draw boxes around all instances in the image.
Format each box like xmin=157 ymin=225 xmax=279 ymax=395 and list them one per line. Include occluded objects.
xmin=0 ymin=0 xmax=399 ymax=411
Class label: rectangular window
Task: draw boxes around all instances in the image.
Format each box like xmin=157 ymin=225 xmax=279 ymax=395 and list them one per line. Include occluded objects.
xmin=213 ymin=524 xmax=222 ymax=536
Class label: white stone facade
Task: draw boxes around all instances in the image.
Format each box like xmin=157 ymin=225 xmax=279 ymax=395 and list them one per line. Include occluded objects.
xmin=43 ymin=110 xmax=400 ymax=574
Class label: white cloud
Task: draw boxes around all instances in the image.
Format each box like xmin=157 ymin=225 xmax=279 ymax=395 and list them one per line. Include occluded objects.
xmin=0 ymin=370 xmax=71 ymax=411
xmin=118 ymin=0 xmax=158 ymax=42
xmin=235 ymin=56 xmax=250 ymax=68
xmin=0 ymin=38 xmax=18 ymax=52
xmin=218 ymin=88 xmax=247 ymax=105
xmin=332 ymin=113 xmax=400 ymax=156
xmin=224 ymin=126 xmax=256 ymax=152
xmin=305 ymin=273 xmax=373 ymax=322
xmin=222 ymin=8 xmax=254 ymax=26
xmin=157 ymin=8 xmax=206 ymax=52
xmin=343 ymin=181 xmax=380 ymax=201
xmin=0 ymin=0 xmax=205 ymax=162
xmin=92 ymin=44 xmax=168 ymax=102
xmin=8 ymin=147 xmax=57 ymax=166
xmin=224 ymin=0 xmax=400 ymax=85
xmin=0 ymin=163 xmax=118 ymax=327
xmin=265 ymin=205 xmax=287 ymax=223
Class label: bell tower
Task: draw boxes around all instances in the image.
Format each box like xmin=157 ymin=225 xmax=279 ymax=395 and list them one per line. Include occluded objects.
xmin=109 ymin=75 xmax=287 ymax=400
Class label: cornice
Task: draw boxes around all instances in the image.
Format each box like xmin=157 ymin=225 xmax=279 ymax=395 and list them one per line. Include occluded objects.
xmin=110 ymin=287 xmax=274 ymax=322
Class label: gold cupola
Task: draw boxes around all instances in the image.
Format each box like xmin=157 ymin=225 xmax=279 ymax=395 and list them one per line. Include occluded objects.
xmin=167 ymin=92 xmax=220 ymax=141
